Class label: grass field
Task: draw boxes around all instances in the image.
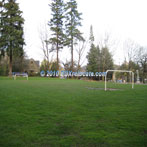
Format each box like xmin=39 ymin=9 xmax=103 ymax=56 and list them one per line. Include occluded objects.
xmin=0 ymin=77 xmax=147 ymax=147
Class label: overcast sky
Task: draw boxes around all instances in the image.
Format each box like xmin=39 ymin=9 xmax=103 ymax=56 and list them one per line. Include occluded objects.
xmin=18 ymin=0 xmax=147 ymax=65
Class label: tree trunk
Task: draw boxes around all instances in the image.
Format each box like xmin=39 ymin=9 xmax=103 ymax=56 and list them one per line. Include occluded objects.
xmin=56 ymin=33 xmax=59 ymax=71
xmin=56 ymin=45 xmax=59 ymax=71
xmin=102 ymin=60 xmax=105 ymax=81
xmin=71 ymin=37 xmax=74 ymax=71
xmin=57 ymin=47 xmax=59 ymax=70
xmin=9 ymin=50 xmax=12 ymax=76
xmin=71 ymin=47 xmax=73 ymax=71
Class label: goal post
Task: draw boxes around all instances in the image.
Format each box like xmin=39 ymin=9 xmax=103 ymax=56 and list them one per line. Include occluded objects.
xmin=105 ymin=70 xmax=134 ymax=91
xmin=13 ymin=72 xmax=28 ymax=80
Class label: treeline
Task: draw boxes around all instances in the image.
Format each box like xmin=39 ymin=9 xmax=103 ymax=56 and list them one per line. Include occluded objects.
xmin=41 ymin=0 xmax=113 ymax=73
xmin=0 ymin=0 xmax=84 ymax=75
xmin=0 ymin=0 xmax=146 ymax=82
xmin=40 ymin=24 xmax=114 ymax=75
xmin=119 ymin=41 xmax=147 ymax=83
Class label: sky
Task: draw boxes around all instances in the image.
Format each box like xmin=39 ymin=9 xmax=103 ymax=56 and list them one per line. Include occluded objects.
xmin=17 ymin=0 xmax=147 ymax=65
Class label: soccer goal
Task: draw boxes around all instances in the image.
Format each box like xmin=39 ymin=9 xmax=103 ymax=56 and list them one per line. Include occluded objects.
xmin=13 ymin=72 xmax=28 ymax=80
xmin=105 ymin=70 xmax=134 ymax=91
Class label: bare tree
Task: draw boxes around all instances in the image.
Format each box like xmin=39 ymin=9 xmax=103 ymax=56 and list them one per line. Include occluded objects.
xmin=98 ymin=32 xmax=119 ymax=56
xmin=75 ymin=40 xmax=87 ymax=71
xmin=123 ymin=39 xmax=147 ymax=82
xmin=39 ymin=23 xmax=52 ymax=70
xmin=123 ymin=39 xmax=140 ymax=62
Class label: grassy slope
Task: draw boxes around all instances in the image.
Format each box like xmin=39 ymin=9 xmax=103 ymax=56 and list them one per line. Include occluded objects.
xmin=0 ymin=77 xmax=147 ymax=146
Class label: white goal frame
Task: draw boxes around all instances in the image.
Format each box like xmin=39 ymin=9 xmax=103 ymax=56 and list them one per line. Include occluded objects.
xmin=105 ymin=70 xmax=134 ymax=91
xmin=13 ymin=73 xmax=28 ymax=80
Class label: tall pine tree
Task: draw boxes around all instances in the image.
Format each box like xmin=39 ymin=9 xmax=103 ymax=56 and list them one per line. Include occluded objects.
xmin=87 ymin=25 xmax=101 ymax=73
xmin=0 ymin=0 xmax=25 ymax=76
xmin=65 ymin=0 xmax=83 ymax=71
xmin=89 ymin=25 xmax=94 ymax=44
xmin=49 ymin=0 xmax=65 ymax=70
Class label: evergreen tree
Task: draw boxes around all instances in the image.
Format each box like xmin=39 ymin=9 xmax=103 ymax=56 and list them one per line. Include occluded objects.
xmin=86 ymin=44 xmax=100 ymax=73
xmin=87 ymin=26 xmax=113 ymax=74
xmin=65 ymin=0 xmax=83 ymax=71
xmin=87 ymin=25 xmax=101 ymax=73
xmin=89 ymin=25 xmax=94 ymax=44
xmin=0 ymin=0 xmax=25 ymax=76
xmin=49 ymin=0 xmax=65 ymax=70
xmin=101 ymin=47 xmax=113 ymax=72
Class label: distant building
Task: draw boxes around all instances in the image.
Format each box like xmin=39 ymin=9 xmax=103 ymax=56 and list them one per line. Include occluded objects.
xmin=24 ymin=58 xmax=40 ymax=75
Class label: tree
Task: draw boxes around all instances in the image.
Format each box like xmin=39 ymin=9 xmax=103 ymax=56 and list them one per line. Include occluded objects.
xmin=0 ymin=0 xmax=5 ymax=59
xmin=119 ymin=59 xmax=140 ymax=82
xmin=65 ymin=0 xmax=83 ymax=71
xmin=0 ymin=50 xmax=27 ymax=76
xmin=136 ymin=47 xmax=147 ymax=83
xmin=123 ymin=39 xmax=139 ymax=62
xmin=0 ymin=0 xmax=25 ymax=76
xmin=49 ymin=0 xmax=65 ymax=70
xmin=87 ymin=26 xmax=101 ymax=73
xmin=50 ymin=61 xmax=58 ymax=71
xmin=76 ymin=39 xmax=87 ymax=71
xmin=62 ymin=59 xmax=77 ymax=71
xmin=12 ymin=53 xmax=27 ymax=72
xmin=86 ymin=44 xmax=100 ymax=73
xmin=39 ymin=24 xmax=52 ymax=71
xmin=97 ymin=32 xmax=114 ymax=72
xmin=40 ymin=59 xmax=52 ymax=72
xmin=87 ymin=26 xmax=114 ymax=77
xmin=89 ymin=25 xmax=94 ymax=44
xmin=0 ymin=55 xmax=8 ymax=76
xmin=101 ymin=47 xmax=114 ymax=72
xmin=123 ymin=40 xmax=147 ymax=82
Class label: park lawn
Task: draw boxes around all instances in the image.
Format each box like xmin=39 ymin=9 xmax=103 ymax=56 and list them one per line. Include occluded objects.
xmin=0 ymin=77 xmax=147 ymax=147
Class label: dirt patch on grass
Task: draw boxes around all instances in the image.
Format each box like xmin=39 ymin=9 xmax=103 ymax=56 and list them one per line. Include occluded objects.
xmin=86 ymin=87 xmax=123 ymax=91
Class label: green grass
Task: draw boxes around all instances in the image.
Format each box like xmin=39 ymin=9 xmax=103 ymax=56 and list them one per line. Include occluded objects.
xmin=0 ymin=77 xmax=147 ymax=147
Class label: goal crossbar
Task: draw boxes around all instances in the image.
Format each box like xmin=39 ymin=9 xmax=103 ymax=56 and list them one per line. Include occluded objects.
xmin=105 ymin=70 xmax=134 ymax=91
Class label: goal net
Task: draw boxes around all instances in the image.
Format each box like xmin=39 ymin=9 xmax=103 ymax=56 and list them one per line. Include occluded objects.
xmin=105 ymin=70 xmax=134 ymax=91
